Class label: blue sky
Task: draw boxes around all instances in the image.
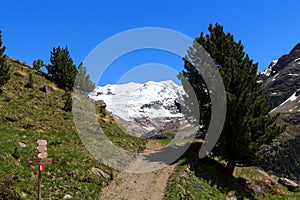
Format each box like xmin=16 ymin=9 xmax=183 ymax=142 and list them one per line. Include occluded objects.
xmin=1 ymin=0 xmax=300 ymax=85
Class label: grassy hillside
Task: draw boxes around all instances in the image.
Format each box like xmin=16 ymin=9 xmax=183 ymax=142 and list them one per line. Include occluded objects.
xmin=0 ymin=58 xmax=145 ymax=199
xmin=0 ymin=58 xmax=76 ymax=133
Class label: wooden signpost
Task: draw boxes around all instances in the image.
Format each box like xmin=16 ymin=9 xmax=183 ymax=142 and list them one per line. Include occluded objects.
xmin=29 ymin=139 xmax=54 ymax=200
xmin=29 ymin=157 xmax=54 ymax=165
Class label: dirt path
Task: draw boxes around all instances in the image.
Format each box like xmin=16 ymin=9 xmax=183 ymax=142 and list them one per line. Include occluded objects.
xmin=99 ymin=140 xmax=177 ymax=200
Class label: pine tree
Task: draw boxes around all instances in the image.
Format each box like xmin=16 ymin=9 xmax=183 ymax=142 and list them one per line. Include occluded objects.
xmin=180 ymin=24 xmax=284 ymax=177
xmin=75 ymin=62 xmax=95 ymax=93
xmin=46 ymin=46 xmax=78 ymax=90
xmin=32 ymin=59 xmax=45 ymax=71
xmin=0 ymin=31 xmax=10 ymax=89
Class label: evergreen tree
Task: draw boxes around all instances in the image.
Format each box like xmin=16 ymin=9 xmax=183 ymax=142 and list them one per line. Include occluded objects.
xmin=46 ymin=46 xmax=78 ymax=90
xmin=0 ymin=31 xmax=10 ymax=88
xmin=75 ymin=62 xmax=95 ymax=93
xmin=180 ymin=24 xmax=284 ymax=177
xmin=32 ymin=59 xmax=45 ymax=71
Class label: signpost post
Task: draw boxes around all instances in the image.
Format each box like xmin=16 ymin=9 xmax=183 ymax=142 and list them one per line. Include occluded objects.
xmin=29 ymin=140 xmax=54 ymax=200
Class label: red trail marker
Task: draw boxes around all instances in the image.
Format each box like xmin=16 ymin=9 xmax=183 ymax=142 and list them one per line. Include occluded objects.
xmin=28 ymin=139 xmax=54 ymax=200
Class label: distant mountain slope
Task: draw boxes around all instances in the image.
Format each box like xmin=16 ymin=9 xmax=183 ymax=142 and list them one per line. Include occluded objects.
xmin=259 ymin=43 xmax=300 ymax=182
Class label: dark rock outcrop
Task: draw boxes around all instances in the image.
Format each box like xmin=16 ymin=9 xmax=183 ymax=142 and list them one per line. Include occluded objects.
xmin=95 ymin=100 xmax=106 ymax=109
xmin=259 ymin=43 xmax=300 ymax=183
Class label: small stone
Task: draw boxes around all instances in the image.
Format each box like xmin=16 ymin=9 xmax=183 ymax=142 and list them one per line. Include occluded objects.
xmin=18 ymin=142 xmax=26 ymax=148
xmin=63 ymin=194 xmax=72 ymax=199
xmin=90 ymin=167 xmax=111 ymax=180
xmin=20 ymin=192 xmax=27 ymax=199
xmin=230 ymin=196 xmax=237 ymax=200
xmin=257 ymin=169 xmax=275 ymax=185
xmin=194 ymin=183 xmax=202 ymax=191
xmin=278 ymin=177 xmax=298 ymax=191
xmin=180 ymin=171 xmax=189 ymax=178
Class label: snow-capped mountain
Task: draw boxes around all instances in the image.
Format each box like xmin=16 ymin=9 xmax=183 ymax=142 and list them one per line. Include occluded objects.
xmin=260 ymin=43 xmax=300 ymax=112
xmin=89 ymin=80 xmax=185 ymax=136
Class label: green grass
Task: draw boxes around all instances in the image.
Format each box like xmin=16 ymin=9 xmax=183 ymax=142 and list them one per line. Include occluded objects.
xmin=0 ymin=127 xmax=146 ymax=199
xmin=0 ymin=58 xmax=76 ymax=133
xmin=0 ymin=129 xmax=111 ymax=199
xmin=164 ymin=143 xmax=300 ymax=200
xmin=156 ymin=138 xmax=173 ymax=146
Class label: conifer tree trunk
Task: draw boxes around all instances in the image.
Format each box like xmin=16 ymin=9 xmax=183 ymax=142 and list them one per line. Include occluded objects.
xmin=0 ymin=31 xmax=10 ymax=90
xmin=225 ymin=159 xmax=236 ymax=177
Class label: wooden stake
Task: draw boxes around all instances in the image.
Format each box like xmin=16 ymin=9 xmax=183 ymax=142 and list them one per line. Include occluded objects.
xmin=37 ymin=167 xmax=41 ymax=200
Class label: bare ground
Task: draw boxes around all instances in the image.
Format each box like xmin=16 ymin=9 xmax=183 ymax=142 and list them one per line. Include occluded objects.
xmin=99 ymin=140 xmax=177 ymax=200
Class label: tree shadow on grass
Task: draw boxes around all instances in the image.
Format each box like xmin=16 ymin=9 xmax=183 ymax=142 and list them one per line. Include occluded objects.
xmin=143 ymin=140 xmax=258 ymax=199
xmin=179 ymin=142 xmax=257 ymax=200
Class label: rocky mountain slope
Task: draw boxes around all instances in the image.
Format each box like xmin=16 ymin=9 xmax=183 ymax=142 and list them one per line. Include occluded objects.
xmin=260 ymin=43 xmax=300 ymax=111
xmin=259 ymin=43 xmax=300 ymax=182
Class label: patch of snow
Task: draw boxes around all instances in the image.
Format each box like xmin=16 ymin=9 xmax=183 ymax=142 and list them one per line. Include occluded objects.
xmin=295 ymin=58 xmax=300 ymax=62
xmin=143 ymin=125 xmax=156 ymax=131
xmin=270 ymin=90 xmax=299 ymax=113
xmin=291 ymin=93 xmax=298 ymax=101
xmin=260 ymin=60 xmax=278 ymax=77
xmin=273 ymin=59 xmax=278 ymax=65
xmin=280 ymin=92 xmax=297 ymax=106
xmin=260 ymin=69 xmax=271 ymax=76
xmin=272 ymin=73 xmax=279 ymax=81
xmin=288 ymin=73 xmax=299 ymax=76
xmin=260 ymin=60 xmax=276 ymax=76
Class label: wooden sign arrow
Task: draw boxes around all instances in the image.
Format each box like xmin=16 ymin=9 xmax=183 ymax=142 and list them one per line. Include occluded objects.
xmin=29 ymin=158 xmax=54 ymax=166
